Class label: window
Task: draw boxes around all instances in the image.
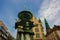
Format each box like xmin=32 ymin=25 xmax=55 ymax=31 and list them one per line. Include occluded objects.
xmin=35 ymin=28 xmax=39 ymax=32
xmin=40 ymin=25 xmax=42 ymax=26
xmin=0 ymin=26 xmax=6 ymax=35
xmin=0 ymin=26 xmax=1 ymax=30
xmin=0 ymin=26 xmax=2 ymax=30
xmin=36 ymin=33 xmax=40 ymax=38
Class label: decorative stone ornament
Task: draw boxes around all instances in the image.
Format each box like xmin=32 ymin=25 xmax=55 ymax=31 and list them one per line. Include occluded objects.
xmin=15 ymin=20 xmax=34 ymax=29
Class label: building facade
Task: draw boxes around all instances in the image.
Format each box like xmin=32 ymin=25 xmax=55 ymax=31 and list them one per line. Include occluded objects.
xmin=46 ymin=25 xmax=60 ymax=40
xmin=16 ymin=16 xmax=45 ymax=40
xmin=31 ymin=16 xmax=45 ymax=40
xmin=0 ymin=21 xmax=14 ymax=40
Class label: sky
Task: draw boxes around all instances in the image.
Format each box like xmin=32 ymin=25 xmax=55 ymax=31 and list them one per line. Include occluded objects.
xmin=0 ymin=0 xmax=60 ymax=38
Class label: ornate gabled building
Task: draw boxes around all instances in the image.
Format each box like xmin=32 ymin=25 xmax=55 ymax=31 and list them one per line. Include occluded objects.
xmin=53 ymin=25 xmax=60 ymax=39
xmin=46 ymin=25 xmax=60 ymax=40
xmin=31 ymin=16 xmax=45 ymax=40
xmin=0 ymin=20 xmax=14 ymax=40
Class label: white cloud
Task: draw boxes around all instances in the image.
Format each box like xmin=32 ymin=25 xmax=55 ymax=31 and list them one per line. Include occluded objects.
xmin=38 ymin=0 xmax=60 ymax=26
xmin=53 ymin=18 xmax=60 ymax=25
xmin=37 ymin=0 xmax=60 ymax=34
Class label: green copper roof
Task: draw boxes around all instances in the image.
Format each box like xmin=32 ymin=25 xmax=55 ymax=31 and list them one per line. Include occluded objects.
xmin=44 ymin=18 xmax=50 ymax=29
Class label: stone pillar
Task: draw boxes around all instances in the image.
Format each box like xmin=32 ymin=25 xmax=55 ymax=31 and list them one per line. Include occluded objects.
xmin=21 ymin=33 xmax=24 ymax=40
xmin=25 ymin=34 xmax=30 ymax=40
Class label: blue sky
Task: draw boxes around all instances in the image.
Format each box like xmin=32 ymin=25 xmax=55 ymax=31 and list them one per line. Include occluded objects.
xmin=0 ymin=0 xmax=60 ymax=38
